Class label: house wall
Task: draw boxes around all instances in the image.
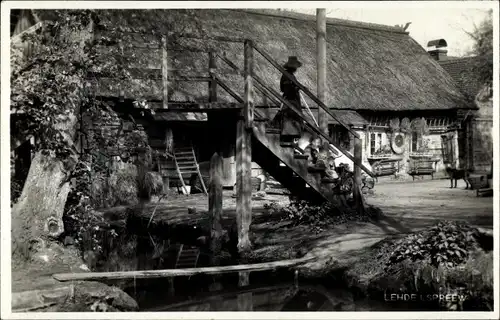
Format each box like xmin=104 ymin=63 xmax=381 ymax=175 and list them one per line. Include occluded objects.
xmin=470 ymin=88 xmax=493 ymax=172
xmin=353 ymin=111 xmax=459 ymax=178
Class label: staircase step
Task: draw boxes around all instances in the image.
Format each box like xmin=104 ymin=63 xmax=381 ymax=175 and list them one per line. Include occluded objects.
xmin=308 ymin=166 xmax=326 ymax=173
xmin=266 ymin=128 xmax=281 ymax=134
xmin=294 ymin=154 xmax=309 ymax=160
xmin=175 ymin=151 xmax=194 ymax=155
xmin=280 ymin=142 xmax=295 ymax=148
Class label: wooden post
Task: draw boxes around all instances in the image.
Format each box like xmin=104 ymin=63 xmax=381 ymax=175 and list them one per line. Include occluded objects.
xmin=234 ymin=40 xmax=254 ymax=255
xmin=236 ymin=117 xmax=252 ymax=254
xmin=244 ymin=40 xmax=254 ymax=129
xmin=353 ymin=137 xmax=365 ymax=212
xmin=162 ymin=36 xmax=168 ymax=109
xmin=208 ymin=51 xmax=218 ymax=103
xmin=317 ymin=9 xmax=328 ymax=146
xmin=209 ymin=152 xmax=223 ymax=266
xmin=237 ymin=272 xmax=253 ymax=311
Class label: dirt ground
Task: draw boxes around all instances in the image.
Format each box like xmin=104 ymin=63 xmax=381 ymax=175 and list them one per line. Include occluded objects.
xmin=367 ymin=177 xmax=493 ymax=231
xmin=135 ymin=178 xmax=493 ymax=271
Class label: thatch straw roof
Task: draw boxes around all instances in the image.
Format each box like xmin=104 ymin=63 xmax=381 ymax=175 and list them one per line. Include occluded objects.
xmin=439 ymin=56 xmax=487 ymax=102
xmin=87 ymin=9 xmax=469 ymax=112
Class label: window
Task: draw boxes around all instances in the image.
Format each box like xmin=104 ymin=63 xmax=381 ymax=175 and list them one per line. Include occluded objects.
xmin=370 ymin=132 xmax=384 ymax=155
xmin=370 ymin=133 xmax=376 ymax=155
xmin=411 ymin=132 xmax=418 ymax=152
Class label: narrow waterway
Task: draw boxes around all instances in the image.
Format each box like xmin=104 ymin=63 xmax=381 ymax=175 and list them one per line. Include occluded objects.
xmin=115 ymin=269 xmax=436 ymax=311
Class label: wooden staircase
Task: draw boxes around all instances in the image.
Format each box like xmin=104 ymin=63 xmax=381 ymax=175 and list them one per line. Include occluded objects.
xmin=252 ymin=121 xmax=339 ymax=204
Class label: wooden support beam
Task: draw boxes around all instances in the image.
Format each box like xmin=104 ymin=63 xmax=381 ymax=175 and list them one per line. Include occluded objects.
xmin=161 ymin=36 xmax=168 ymax=109
xmin=209 ymin=152 xmax=223 ymax=266
xmin=209 ymin=51 xmax=218 ymax=102
xmin=244 ymin=40 xmax=255 ymax=129
xmin=53 ymin=257 xmax=313 ymax=282
xmin=236 ymin=117 xmax=252 ymax=254
xmin=353 ymin=137 xmax=366 ymax=212
xmin=317 ymin=9 xmax=328 ymax=142
xmin=252 ymin=43 xmax=359 ymax=139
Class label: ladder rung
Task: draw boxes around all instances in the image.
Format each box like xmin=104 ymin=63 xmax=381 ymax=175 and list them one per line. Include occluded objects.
xmin=178 ymin=256 xmax=198 ymax=260
xmin=177 ymin=160 xmax=196 ymax=165
xmin=179 ymin=170 xmax=198 ymax=174
xmin=178 ymin=258 xmax=198 ymax=263
xmin=181 ymin=250 xmax=199 ymax=255
xmin=175 ymin=151 xmax=193 ymax=155
xmin=179 ymin=166 xmax=197 ymax=170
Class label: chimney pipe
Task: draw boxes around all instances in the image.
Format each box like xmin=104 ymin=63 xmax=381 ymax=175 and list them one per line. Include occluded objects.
xmin=427 ymin=39 xmax=448 ymax=61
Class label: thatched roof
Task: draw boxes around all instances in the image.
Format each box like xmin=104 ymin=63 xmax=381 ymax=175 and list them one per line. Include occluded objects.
xmin=89 ymin=9 xmax=469 ymax=112
xmin=439 ymin=56 xmax=487 ymax=102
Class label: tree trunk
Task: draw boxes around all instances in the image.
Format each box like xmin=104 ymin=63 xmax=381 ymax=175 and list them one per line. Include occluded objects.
xmin=11 ymin=150 xmax=78 ymax=265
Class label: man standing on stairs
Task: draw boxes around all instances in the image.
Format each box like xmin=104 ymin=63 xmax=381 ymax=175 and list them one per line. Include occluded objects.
xmin=278 ymin=56 xmax=305 ymax=147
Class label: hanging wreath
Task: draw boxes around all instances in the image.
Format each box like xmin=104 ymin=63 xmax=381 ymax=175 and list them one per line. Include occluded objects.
xmin=391 ymin=132 xmax=405 ymax=154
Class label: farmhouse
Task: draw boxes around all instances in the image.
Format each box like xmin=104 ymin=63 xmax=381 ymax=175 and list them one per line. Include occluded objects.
xmin=432 ymin=45 xmax=493 ymax=174
xmin=11 ymin=9 xmax=473 ymax=199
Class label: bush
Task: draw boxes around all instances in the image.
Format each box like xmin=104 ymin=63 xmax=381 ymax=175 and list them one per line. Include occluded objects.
xmin=264 ymin=198 xmax=381 ymax=231
xmin=369 ymin=221 xmax=493 ymax=311
xmin=387 ymin=221 xmax=480 ymax=268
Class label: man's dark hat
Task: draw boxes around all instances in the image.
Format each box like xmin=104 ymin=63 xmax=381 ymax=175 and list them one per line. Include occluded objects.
xmin=284 ymin=56 xmax=302 ymax=69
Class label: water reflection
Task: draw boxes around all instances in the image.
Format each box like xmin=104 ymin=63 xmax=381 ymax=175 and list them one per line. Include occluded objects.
xmin=135 ymin=279 xmax=356 ymax=311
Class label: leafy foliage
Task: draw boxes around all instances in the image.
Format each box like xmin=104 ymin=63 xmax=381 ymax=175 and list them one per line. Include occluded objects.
xmin=11 ymin=10 xmax=95 ymax=158
xmin=387 ymin=221 xmax=480 ymax=268
xmin=464 ymin=9 xmax=493 ymax=86
xmin=264 ymin=198 xmax=381 ymax=232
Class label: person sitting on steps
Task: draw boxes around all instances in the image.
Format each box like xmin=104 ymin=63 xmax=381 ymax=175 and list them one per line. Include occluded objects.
xmin=304 ymin=135 xmax=321 ymax=167
xmin=277 ymin=56 xmax=305 ymax=148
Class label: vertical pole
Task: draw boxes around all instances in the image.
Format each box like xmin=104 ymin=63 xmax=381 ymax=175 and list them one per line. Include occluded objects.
xmin=235 ymin=39 xmax=254 ymax=255
xmin=209 ymin=51 xmax=218 ymax=103
xmin=236 ymin=118 xmax=252 ymax=254
xmin=353 ymin=137 xmax=365 ymax=212
xmin=237 ymin=272 xmax=253 ymax=311
xmin=209 ymin=152 xmax=223 ymax=266
xmin=244 ymin=40 xmax=254 ymax=129
xmin=317 ymin=9 xmax=328 ymax=147
xmin=162 ymin=36 xmax=169 ymax=109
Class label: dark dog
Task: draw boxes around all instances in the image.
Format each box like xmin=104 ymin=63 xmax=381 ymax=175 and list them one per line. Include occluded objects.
xmin=445 ymin=167 xmax=471 ymax=189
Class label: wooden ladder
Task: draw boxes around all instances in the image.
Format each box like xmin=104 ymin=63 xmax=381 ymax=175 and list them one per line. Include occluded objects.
xmin=175 ymin=244 xmax=201 ymax=269
xmin=173 ymin=144 xmax=208 ymax=196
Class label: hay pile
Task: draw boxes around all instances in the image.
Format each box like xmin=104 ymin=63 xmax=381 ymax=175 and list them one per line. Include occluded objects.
xmin=108 ymin=163 xmax=139 ymax=206
xmin=90 ymin=163 xmax=163 ymax=208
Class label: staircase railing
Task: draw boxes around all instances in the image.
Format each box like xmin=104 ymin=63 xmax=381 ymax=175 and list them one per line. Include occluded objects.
xmin=215 ymin=51 xmax=375 ymax=178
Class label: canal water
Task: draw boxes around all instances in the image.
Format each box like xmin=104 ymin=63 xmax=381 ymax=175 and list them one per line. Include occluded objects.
xmin=117 ymin=270 xmax=418 ymax=311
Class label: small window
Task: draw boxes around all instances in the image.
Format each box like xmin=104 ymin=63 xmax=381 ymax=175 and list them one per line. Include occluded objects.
xmin=411 ymin=132 xmax=418 ymax=152
xmin=370 ymin=133 xmax=376 ymax=155
xmin=377 ymin=133 xmax=382 ymax=152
